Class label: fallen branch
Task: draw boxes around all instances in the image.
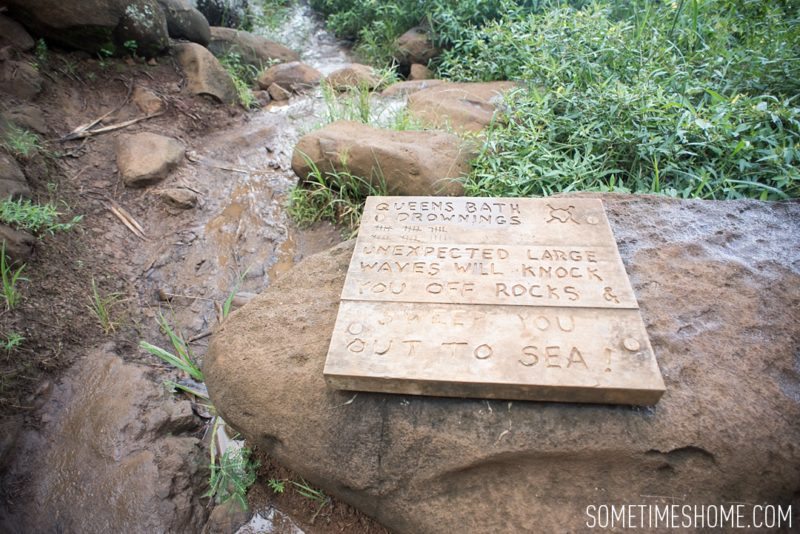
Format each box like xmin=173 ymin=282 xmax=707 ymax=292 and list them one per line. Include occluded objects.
xmin=108 ymin=202 xmax=147 ymax=240
xmin=60 ymin=111 xmax=164 ymax=142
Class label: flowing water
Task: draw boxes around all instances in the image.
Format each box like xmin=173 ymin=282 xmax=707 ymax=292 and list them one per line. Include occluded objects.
xmin=1 ymin=3 xmax=392 ymax=532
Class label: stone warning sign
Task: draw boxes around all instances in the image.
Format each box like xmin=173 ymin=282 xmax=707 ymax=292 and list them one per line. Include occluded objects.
xmin=324 ymin=197 xmax=666 ymax=405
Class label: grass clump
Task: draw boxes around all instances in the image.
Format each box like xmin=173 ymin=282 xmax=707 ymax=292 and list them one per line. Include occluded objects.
xmin=2 ymin=125 xmax=42 ymax=159
xmin=140 ymin=313 xmax=204 ymax=381
xmin=0 ymin=331 xmax=24 ymax=352
xmin=288 ymin=155 xmax=387 ymax=231
xmin=0 ymin=244 xmax=26 ymax=311
xmin=0 ymin=198 xmax=83 ymax=236
xmin=87 ymin=278 xmax=125 ymax=334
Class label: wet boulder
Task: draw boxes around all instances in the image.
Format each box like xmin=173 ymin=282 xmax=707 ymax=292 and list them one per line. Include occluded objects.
xmin=325 ymin=63 xmax=382 ymax=91
xmin=173 ymin=42 xmax=238 ymax=105
xmin=157 ymin=0 xmax=211 ymax=45
xmin=208 ymin=26 xmax=299 ymax=70
xmin=256 ymin=61 xmax=321 ymax=96
xmin=407 ymin=81 xmax=517 ymax=132
xmin=205 ymin=195 xmax=800 ymax=533
xmin=393 ymin=26 xmax=439 ymax=67
xmin=116 ymin=132 xmax=185 ymax=187
xmin=4 ymin=0 xmax=170 ymax=57
xmin=291 ymin=120 xmax=469 ymax=196
xmin=0 ymin=14 xmax=35 ymax=51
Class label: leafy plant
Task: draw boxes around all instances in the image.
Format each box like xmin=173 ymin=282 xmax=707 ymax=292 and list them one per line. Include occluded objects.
xmin=87 ymin=278 xmax=125 ymax=334
xmin=268 ymin=478 xmax=286 ymax=493
xmin=139 ymin=313 xmax=204 ymax=381
xmin=0 ymin=198 xmax=83 ymax=236
xmin=1 ymin=331 xmax=24 ymax=352
xmin=206 ymin=418 xmax=259 ymax=510
xmin=219 ymin=50 xmax=263 ymax=109
xmin=1 ymin=125 xmax=41 ymax=159
xmin=34 ymin=38 xmax=48 ymax=65
xmin=123 ymin=39 xmax=138 ymax=57
xmin=0 ymin=243 xmax=26 ymax=311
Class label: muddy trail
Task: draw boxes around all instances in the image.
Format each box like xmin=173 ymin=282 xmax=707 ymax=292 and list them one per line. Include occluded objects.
xmin=0 ymin=4 xmax=390 ymax=533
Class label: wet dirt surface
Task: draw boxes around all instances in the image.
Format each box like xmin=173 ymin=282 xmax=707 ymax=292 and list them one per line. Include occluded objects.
xmin=0 ymin=3 xmax=391 ymax=533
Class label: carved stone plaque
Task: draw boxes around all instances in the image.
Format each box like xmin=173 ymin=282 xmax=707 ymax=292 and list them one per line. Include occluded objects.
xmin=324 ymin=197 xmax=666 ymax=405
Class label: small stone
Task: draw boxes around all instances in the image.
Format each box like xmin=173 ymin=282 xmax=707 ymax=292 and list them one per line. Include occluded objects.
xmin=160 ymin=187 xmax=198 ymax=209
xmin=0 ymin=14 xmax=35 ymax=51
xmin=409 ymin=63 xmax=433 ymax=81
xmin=116 ymin=132 xmax=185 ymax=187
xmin=267 ymin=82 xmax=291 ymax=101
xmin=1 ymin=104 xmax=48 ymax=134
xmin=326 ymin=63 xmax=382 ymax=91
xmin=132 ymin=85 xmax=164 ymax=115
xmin=202 ymin=499 xmax=251 ymax=534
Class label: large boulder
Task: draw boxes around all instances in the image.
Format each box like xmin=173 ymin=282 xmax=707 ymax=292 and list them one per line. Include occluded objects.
xmin=207 ymin=26 xmax=299 ymax=70
xmin=116 ymin=132 xmax=185 ymax=187
xmin=205 ymin=195 xmax=800 ymax=533
xmin=157 ymin=0 xmax=211 ymax=45
xmin=4 ymin=0 xmax=170 ymax=57
xmin=381 ymin=79 xmax=447 ymax=97
xmin=291 ymin=120 xmax=469 ymax=196
xmin=2 ymin=104 xmax=48 ymax=135
xmin=173 ymin=42 xmax=237 ymax=104
xmin=393 ymin=26 xmax=439 ymax=67
xmin=256 ymin=61 xmax=321 ymax=95
xmin=0 ymin=14 xmax=35 ymax=51
xmin=407 ymin=81 xmax=518 ymax=132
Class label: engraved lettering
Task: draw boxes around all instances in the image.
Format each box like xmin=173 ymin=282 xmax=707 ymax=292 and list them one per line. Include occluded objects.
xmin=474 ymin=344 xmax=493 ymax=360
xmin=545 ymin=346 xmax=561 ymax=367
xmin=442 ymin=341 xmax=468 ymax=357
xmin=567 ymin=347 xmax=588 ymax=368
xmin=519 ymin=346 xmax=540 ymax=366
xmin=403 ymin=340 xmax=422 ymax=356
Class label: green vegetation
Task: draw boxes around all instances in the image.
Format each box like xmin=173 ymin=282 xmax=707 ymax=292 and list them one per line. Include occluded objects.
xmin=219 ymin=50 xmax=263 ymax=109
xmin=87 ymin=278 xmax=124 ymax=334
xmin=0 ymin=198 xmax=83 ymax=236
xmin=0 ymin=244 xmax=26 ymax=311
xmin=34 ymin=39 xmax=48 ymax=66
xmin=123 ymin=39 xmax=138 ymax=57
xmin=309 ymin=0 xmax=799 ymax=201
xmin=2 ymin=125 xmax=42 ymax=158
xmin=287 ymin=155 xmax=387 ymax=231
xmin=206 ymin=417 xmax=259 ymax=511
xmin=139 ymin=313 xmax=204 ymax=381
xmin=268 ymin=478 xmax=286 ymax=493
xmin=0 ymin=331 xmax=24 ymax=353
xmin=256 ymin=0 xmax=295 ymax=30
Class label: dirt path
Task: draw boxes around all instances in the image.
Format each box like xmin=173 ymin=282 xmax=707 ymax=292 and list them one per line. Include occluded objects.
xmin=0 ymin=4 xmax=390 ymax=533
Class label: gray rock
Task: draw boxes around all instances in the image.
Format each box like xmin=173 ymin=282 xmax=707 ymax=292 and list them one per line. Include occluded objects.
xmin=0 ymin=14 xmax=35 ymax=51
xmin=5 ymin=0 xmax=170 ymax=57
xmin=173 ymin=42 xmax=238 ymax=105
xmin=160 ymin=187 xmax=198 ymax=209
xmin=393 ymin=26 xmax=439 ymax=67
xmin=157 ymin=0 xmax=211 ymax=45
xmin=116 ymin=132 xmax=185 ymax=187
xmin=1 ymin=104 xmax=48 ymax=134
xmin=205 ymin=195 xmax=800 ymax=533
xmin=0 ymin=60 xmax=43 ymax=100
